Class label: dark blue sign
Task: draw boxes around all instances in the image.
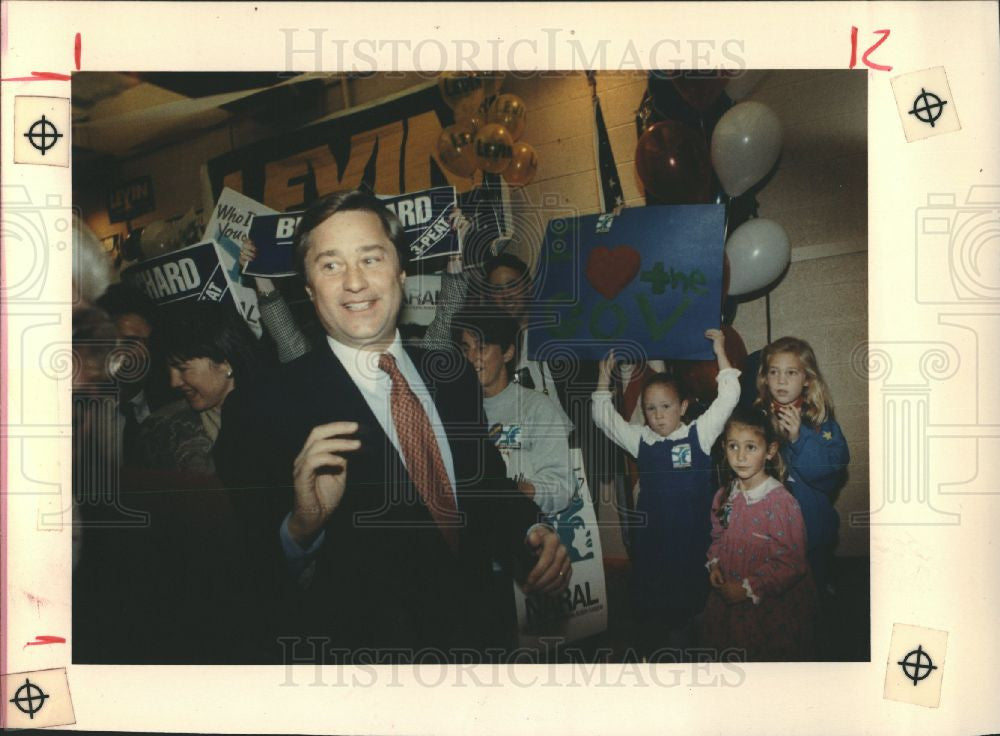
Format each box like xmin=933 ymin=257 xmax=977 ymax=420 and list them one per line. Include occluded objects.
xmin=123 ymin=241 xmax=235 ymax=311
xmin=379 ymin=186 xmax=459 ymax=262
xmin=530 ymin=205 xmax=726 ymax=361
xmin=244 ymin=211 xmax=302 ymax=278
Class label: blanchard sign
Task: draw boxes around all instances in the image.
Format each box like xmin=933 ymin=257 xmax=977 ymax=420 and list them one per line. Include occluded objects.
xmin=244 ymin=211 xmax=302 ymax=278
xmin=379 ymin=186 xmax=459 ymax=262
xmin=122 ymin=240 xmax=240 ymax=315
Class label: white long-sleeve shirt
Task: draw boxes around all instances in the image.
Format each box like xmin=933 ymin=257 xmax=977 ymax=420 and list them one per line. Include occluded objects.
xmin=590 ymin=368 xmax=742 ymax=458
xmin=482 ymin=382 xmax=574 ymax=515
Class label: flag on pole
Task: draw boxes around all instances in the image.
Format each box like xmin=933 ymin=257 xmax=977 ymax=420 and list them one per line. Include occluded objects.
xmin=593 ymin=93 xmax=625 ymax=214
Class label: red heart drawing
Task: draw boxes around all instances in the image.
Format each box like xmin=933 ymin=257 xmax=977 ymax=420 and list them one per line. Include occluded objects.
xmin=585 ymin=245 xmax=641 ymax=300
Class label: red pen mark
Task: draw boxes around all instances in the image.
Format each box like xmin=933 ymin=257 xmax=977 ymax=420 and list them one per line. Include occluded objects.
xmin=24 ymin=635 xmax=65 ymax=648
xmin=0 ymin=33 xmax=79 ymax=82
xmin=849 ymin=26 xmax=893 ymax=71
xmin=0 ymin=71 xmax=71 ymax=82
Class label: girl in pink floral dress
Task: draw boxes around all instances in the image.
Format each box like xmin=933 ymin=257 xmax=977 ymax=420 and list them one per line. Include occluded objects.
xmin=701 ymin=406 xmax=817 ymax=661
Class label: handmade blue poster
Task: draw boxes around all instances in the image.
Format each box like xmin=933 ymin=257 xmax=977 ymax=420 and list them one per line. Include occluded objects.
xmin=530 ymin=204 xmax=726 ymax=361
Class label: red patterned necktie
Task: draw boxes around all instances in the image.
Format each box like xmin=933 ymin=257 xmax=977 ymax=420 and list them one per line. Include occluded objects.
xmin=378 ymin=352 xmax=461 ymax=554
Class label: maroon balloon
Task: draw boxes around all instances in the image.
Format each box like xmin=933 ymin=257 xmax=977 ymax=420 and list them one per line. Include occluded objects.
xmin=671 ymin=325 xmax=748 ymax=402
xmin=672 ymin=73 xmax=730 ymax=112
xmin=635 ymin=121 xmax=713 ymax=204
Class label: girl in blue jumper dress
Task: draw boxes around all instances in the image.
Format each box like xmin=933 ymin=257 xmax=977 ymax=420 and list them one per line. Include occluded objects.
xmin=756 ymin=336 xmax=850 ymax=594
xmin=592 ymin=329 xmax=740 ymax=651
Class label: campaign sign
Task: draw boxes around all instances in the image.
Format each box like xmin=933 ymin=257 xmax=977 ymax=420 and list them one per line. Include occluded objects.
xmin=531 ymin=205 xmax=726 ymax=361
xmin=399 ymin=274 xmax=442 ymax=326
xmin=122 ymin=240 xmax=234 ymax=310
xmin=378 ymin=186 xmax=459 ymax=262
xmin=203 ymin=187 xmax=277 ymax=335
xmin=107 ymin=176 xmax=155 ymax=223
xmin=244 ymin=211 xmax=303 ymax=278
xmin=512 ymin=449 xmax=607 ymax=647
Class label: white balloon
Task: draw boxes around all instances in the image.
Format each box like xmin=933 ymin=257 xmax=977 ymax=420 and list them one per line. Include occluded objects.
xmin=139 ymin=220 xmax=179 ymax=259
xmin=711 ymin=101 xmax=783 ymax=197
xmin=725 ymin=70 xmax=768 ymax=101
xmin=725 ymin=218 xmax=791 ymax=296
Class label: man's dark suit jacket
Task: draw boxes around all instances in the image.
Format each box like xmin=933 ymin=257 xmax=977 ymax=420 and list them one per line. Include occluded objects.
xmin=216 ymin=342 xmax=544 ymax=662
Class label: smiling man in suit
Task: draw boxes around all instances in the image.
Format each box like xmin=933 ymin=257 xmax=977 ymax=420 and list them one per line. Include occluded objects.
xmin=219 ymin=190 xmax=570 ymax=662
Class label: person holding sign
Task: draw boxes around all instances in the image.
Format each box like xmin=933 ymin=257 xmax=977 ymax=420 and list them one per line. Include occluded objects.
xmin=453 ymin=309 xmax=574 ymax=515
xmin=219 ymin=190 xmax=570 ymax=661
xmin=480 ymin=252 xmax=622 ymax=514
xmin=592 ymin=329 xmax=740 ymax=655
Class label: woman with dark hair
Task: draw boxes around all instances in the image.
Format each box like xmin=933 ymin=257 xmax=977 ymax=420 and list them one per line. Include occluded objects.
xmin=138 ymin=300 xmax=272 ymax=474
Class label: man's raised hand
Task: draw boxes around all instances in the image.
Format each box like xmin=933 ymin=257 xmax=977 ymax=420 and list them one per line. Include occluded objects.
xmin=288 ymin=421 xmax=361 ymax=547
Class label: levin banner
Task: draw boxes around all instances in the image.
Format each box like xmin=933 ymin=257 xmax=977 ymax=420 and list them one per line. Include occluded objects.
xmin=206 ymin=85 xmax=505 ymax=268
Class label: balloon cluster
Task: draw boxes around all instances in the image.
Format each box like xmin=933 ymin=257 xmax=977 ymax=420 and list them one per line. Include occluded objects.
xmin=437 ymin=72 xmax=538 ymax=187
xmin=634 ymin=71 xmax=791 ymax=299
xmin=133 ymin=208 xmax=204 ymax=261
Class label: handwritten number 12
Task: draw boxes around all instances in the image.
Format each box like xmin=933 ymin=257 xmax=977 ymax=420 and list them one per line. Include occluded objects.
xmin=849 ymin=26 xmax=893 ymax=71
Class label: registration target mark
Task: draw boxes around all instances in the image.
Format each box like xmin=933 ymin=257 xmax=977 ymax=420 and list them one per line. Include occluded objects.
xmin=9 ymin=678 xmax=48 ymax=719
xmin=884 ymin=623 xmax=948 ymax=708
xmin=891 ymin=67 xmax=961 ymax=142
xmin=13 ymin=96 xmax=70 ymax=166
xmin=1 ymin=668 xmax=75 ymax=728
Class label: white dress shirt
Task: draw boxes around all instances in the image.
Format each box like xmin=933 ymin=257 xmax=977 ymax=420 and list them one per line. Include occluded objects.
xmin=325 ymin=332 xmax=457 ymax=492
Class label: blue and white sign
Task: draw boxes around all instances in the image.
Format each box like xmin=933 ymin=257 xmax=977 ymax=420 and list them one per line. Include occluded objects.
xmin=379 ymin=186 xmax=459 ymax=262
xmin=512 ymin=449 xmax=607 ymax=647
xmin=122 ymin=241 xmax=238 ymax=313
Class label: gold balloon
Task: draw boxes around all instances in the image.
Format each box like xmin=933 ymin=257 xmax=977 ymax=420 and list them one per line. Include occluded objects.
xmin=474 ymin=123 xmax=514 ymax=174
xmin=502 ymin=142 xmax=538 ymax=187
xmin=438 ymin=72 xmax=484 ymax=118
xmin=437 ymin=122 xmax=478 ymax=178
xmin=479 ymin=71 xmax=505 ymax=99
xmin=487 ymin=93 xmax=527 ymax=140
xmin=467 ymin=109 xmax=487 ymax=132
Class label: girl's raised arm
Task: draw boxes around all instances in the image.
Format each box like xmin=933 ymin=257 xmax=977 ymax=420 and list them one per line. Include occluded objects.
xmin=693 ymin=330 xmax=742 ymax=454
xmin=590 ymin=350 xmax=643 ymax=458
